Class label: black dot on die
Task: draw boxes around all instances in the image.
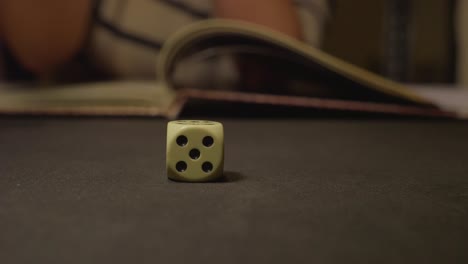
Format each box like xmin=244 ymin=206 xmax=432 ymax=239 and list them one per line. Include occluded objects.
xmin=189 ymin=149 xmax=200 ymax=160
xmin=202 ymin=162 xmax=213 ymax=173
xmin=203 ymin=136 xmax=214 ymax=147
xmin=176 ymin=135 xmax=188 ymax=146
xmin=176 ymin=161 xmax=187 ymax=172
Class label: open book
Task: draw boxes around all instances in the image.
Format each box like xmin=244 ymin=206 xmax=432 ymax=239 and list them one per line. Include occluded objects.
xmin=0 ymin=19 xmax=460 ymax=118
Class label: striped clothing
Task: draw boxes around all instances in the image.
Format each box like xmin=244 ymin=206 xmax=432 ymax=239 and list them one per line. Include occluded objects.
xmin=89 ymin=0 xmax=329 ymax=83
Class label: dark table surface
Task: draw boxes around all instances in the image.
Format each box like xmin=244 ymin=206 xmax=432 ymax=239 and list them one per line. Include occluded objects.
xmin=1 ymin=118 xmax=468 ymax=263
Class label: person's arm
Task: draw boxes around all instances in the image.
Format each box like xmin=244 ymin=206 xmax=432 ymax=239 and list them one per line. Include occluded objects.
xmin=1 ymin=0 xmax=92 ymax=75
xmin=214 ymin=0 xmax=303 ymax=40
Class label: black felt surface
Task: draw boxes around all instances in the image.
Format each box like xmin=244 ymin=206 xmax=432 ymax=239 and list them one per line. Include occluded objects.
xmin=1 ymin=118 xmax=468 ymax=263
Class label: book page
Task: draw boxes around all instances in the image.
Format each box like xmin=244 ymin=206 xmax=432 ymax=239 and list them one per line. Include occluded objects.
xmin=158 ymin=19 xmax=434 ymax=106
xmin=409 ymin=85 xmax=468 ymax=118
xmin=0 ymin=81 xmax=174 ymax=117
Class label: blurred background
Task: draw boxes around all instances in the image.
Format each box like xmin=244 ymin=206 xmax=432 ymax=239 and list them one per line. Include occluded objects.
xmin=324 ymin=0 xmax=456 ymax=84
xmin=1 ymin=0 xmax=465 ymax=86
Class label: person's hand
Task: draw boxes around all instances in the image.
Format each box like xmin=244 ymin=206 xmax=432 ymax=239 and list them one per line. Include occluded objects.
xmin=1 ymin=0 xmax=92 ymax=75
xmin=215 ymin=0 xmax=303 ymax=40
xmin=215 ymin=0 xmax=303 ymax=92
